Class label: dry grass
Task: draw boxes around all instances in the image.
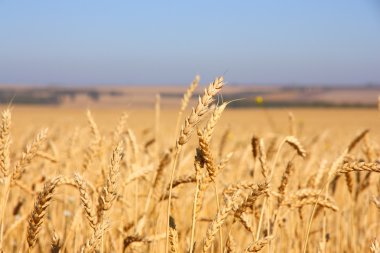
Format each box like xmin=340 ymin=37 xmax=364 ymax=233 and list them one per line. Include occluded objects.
xmin=1 ymin=77 xmax=380 ymax=252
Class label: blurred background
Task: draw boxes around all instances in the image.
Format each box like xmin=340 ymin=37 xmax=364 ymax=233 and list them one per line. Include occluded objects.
xmin=0 ymin=0 xmax=379 ymax=108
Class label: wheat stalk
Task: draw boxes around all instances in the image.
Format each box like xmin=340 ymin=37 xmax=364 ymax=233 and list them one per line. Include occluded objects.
xmin=189 ymin=158 xmax=204 ymax=253
xmin=166 ymin=77 xmax=224 ymax=253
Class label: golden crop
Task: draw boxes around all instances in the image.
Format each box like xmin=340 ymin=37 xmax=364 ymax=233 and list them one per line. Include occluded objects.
xmin=0 ymin=77 xmax=380 ymax=252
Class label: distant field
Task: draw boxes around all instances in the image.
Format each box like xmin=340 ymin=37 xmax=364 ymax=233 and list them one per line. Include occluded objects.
xmin=0 ymin=84 xmax=379 ymax=108
xmin=6 ymin=106 xmax=380 ymax=141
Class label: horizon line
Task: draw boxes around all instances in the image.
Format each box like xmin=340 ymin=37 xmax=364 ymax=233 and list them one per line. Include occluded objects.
xmin=1 ymin=81 xmax=380 ymax=88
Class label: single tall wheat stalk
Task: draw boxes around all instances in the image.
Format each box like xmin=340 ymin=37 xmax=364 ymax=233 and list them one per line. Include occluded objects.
xmin=165 ymin=76 xmax=224 ymax=253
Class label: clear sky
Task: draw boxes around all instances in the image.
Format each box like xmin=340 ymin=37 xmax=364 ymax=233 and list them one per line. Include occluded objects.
xmin=0 ymin=1 xmax=379 ymax=86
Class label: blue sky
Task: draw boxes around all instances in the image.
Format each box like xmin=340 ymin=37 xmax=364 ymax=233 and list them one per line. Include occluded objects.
xmin=0 ymin=1 xmax=379 ymax=86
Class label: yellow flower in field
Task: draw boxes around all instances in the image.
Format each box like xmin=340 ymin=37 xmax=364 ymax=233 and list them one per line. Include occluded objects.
xmin=255 ymin=96 xmax=264 ymax=105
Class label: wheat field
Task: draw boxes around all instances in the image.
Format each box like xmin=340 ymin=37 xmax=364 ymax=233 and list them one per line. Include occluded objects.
xmin=1 ymin=77 xmax=380 ymax=253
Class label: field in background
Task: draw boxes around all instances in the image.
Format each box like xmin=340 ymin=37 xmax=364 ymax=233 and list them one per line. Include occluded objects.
xmin=6 ymin=106 xmax=380 ymax=142
xmin=0 ymin=84 xmax=379 ymax=108
xmin=6 ymin=106 xmax=380 ymax=153
xmin=1 ymin=83 xmax=380 ymax=252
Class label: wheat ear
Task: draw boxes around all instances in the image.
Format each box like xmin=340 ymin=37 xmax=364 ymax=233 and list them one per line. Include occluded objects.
xmin=0 ymin=109 xmax=11 ymax=177
xmin=126 ymin=129 xmax=138 ymax=163
xmin=169 ymin=174 xmax=196 ymax=189
xmin=96 ymin=142 xmax=123 ymax=223
xmin=245 ymin=236 xmax=274 ymax=252
xmin=347 ymin=129 xmax=369 ymax=153
xmin=219 ymin=127 xmax=231 ymax=158
xmin=152 ymin=150 xmax=172 ymax=202
xmin=284 ymin=136 xmax=307 ymax=158
xmin=371 ymin=238 xmax=380 ymax=253
xmin=277 ymin=161 xmax=294 ymax=205
xmin=123 ymin=233 xmax=166 ymax=250
xmin=81 ymin=222 xmax=109 ymax=253
xmin=233 ymin=183 xmax=269 ymax=219
xmin=74 ymin=173 xmax=97 ymax=229
xmin=201 ymin=102 xmax=228 ymax=143
xmin=197 ymin=102 xmax=228 ymax=180
xmin=257 ymin=139 xmax=268 ymax=182
xmin=27 ymin=176 xmax=61 ymax=249
xmin=82 ymin=110 xmax=102 ymax=172
xmin=283 ymin=196 xmax=338 ymax=211
xmin=338 ymin=162 xmax=380 ymax=174
xmin=12 ymin=128 xmax=48 ymax=181
xmin=176 ymin=76 xmax=224 ymax=147
xmin=51 ymin=231 xmax=61 ymax=253
xmin=288 ymin=111 xmax=296 ymax=136
xmin=226 ymin=234 xmax=237 ymax=253
xmin=169 ymin=216 xmax=179 ymax=253
xmin=174 ymin=75 xmax=200 ymax=135
xmin=181 ymin=75 xmax=200 ymax=113
xmin=203 ymin=191 xmax=242 ymax=253
xmin=0 ymin=109 xmax=11 ymax=250
xmin=198 ymin=132 xmax=218 ymax=180
xmin=113 ymin=112 xmax=128 ymax=145
xmin=269 ymin=135 xmax=306 ymax=181
xmin=251 ymin=135 xmax=259 ymax=160
xmin=82 ymin=144 xmax=122 ymax=252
